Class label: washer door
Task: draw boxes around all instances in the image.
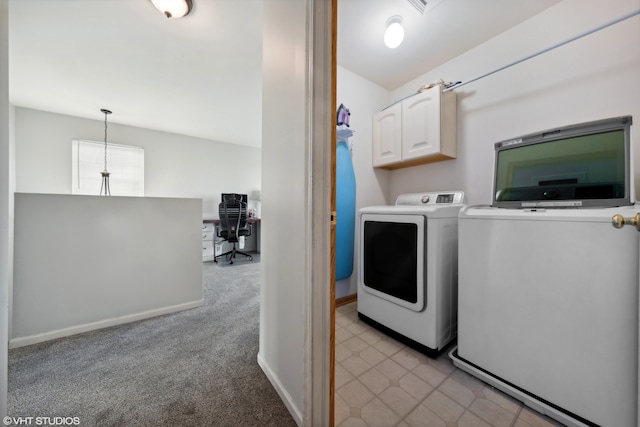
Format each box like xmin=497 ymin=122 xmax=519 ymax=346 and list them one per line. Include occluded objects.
xmin=359 ymin=213 xmax=425 ymax=311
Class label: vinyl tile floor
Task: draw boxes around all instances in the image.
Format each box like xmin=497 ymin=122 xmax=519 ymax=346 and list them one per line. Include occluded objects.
xmin=334 ymin=302 xmax=564 ymax=427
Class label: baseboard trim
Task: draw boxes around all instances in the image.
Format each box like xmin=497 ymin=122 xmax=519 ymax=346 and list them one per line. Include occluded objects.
xmin=9 ymin=299 xmax=204 ymax=349
xmin=336 ymin=293 xmax=356 ymax=307
xmin=257 ymin=352 xmax=303 ymax=426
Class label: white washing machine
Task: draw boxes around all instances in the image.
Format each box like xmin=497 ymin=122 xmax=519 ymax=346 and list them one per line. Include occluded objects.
xmin=450 ymin=205 xmax=639 ymax=427
xmin=357 ymin=191 xmax=465 ymax=354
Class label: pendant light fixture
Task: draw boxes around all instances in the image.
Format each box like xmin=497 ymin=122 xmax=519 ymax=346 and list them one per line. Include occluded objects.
xmin=384 ymin=16 xmax=405 ymax=49
xmin=100 ymin=108 xmax=112 ymax=196
xmin=150 ymin=0 xmax=193 ymax=18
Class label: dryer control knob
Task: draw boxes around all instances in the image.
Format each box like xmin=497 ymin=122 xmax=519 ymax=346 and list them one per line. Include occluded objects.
xmin=421 ymin=195 xmax=430 ymax=204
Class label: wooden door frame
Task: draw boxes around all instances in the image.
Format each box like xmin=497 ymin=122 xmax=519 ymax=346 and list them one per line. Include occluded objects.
xmin=330 ymin=0 xmax=337 ymax=424
xmin=305 ymin=0 xmax=337 ymax=425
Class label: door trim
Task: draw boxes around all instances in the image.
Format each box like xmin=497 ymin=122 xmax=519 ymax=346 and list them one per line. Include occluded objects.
xmin=305 ymin=0 xmax=336 ymax=425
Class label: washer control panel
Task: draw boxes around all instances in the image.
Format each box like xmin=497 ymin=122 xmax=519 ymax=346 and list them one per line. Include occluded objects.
xmin=396 ymin=191 xmax=465 ymax=206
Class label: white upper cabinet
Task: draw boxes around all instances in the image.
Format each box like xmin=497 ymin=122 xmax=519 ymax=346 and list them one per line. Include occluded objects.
xmin=402 ymin=88 xmax=442 ymax=161
xmin=372 ymin=102 xmax=402 ymax=167
xmin=372 ymin=86 xmax=456 ymax=169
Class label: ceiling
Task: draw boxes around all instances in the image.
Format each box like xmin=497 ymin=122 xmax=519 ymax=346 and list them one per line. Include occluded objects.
xmin=9 ymin=0 xmax=562 ymax=148
xmin=338 ymin=0 xmax=562 ymax=90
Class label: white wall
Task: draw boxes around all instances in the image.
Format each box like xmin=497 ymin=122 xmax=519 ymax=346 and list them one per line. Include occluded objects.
xmin=258 ymin=0 xmax=308 ymax=424
xmin=388 ymin=0 xmax=640 ymax=205
xmin=12 ymin=194 xmax=203 ymax=346
xmin=14 ymin=107 xmax=262 ymax=218
xmin=335 ymin=66 xmax=390 ymax=298
xmin=0 ymin=0 xmax=9 ymax=417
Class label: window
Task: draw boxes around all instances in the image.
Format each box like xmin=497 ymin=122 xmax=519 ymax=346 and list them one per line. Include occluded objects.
xmin=72 ymin=139 xmax=144 ymax=196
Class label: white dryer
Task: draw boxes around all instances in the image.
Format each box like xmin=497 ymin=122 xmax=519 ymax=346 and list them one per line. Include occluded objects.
xmin=357 ymin=191 xmax=465 ymax=354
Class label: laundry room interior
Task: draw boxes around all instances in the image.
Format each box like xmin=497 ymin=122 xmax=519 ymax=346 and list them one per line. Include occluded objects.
xmin=333 ymin=0 xmax=640 ymax=426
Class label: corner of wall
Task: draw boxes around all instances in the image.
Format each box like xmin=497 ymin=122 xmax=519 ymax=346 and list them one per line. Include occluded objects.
xmin=257 ymin=352 xmax=303 ymax=426
xmin=0 ymin=0 xmax=10 ymax=417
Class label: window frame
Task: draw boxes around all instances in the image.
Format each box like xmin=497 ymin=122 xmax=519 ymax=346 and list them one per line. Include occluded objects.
xmin=71 ymin=139 xmax=145 ymax=196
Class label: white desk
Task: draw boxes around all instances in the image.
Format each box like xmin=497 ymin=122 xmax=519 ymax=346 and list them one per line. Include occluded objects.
xmin=202 ymin=218 xmax=261 ymax=261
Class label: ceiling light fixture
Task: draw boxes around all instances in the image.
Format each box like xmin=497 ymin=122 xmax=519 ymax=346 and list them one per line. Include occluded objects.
xmin=150 ymin=0 xmax=193 ymax=19
xmin=384 ymin=16 xmax=404 ymax=49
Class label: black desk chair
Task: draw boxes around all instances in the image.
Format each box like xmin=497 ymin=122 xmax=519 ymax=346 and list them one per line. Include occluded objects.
xmin=214 ymin=195 xmax=253 ymax=264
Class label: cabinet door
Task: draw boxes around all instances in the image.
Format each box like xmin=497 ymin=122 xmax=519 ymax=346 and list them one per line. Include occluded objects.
xmin=401 ymin=88 xmax=441 ymax=161
xmin=372 ymin=103 xmax=402 ymax=167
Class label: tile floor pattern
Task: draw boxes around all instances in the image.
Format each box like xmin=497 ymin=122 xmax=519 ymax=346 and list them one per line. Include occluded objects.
xmin=335 ymin=302 xmax=564 ymax=427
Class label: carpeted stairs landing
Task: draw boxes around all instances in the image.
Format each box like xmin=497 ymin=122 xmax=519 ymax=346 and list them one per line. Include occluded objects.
xmin=8 ymin=259 xmax=297 ymax=427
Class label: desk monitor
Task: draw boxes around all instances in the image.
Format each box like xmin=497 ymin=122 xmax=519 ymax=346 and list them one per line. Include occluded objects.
xmin=221 ymin=193 xmax=248 ymax=204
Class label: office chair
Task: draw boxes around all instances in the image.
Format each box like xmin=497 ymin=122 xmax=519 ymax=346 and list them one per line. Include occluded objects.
xmin=214 ymin=194 xmax=253 ymax=264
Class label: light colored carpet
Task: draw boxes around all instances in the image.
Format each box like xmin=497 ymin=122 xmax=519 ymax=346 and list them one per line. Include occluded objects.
xmin=8 ymin=259 xmax=296 ymax=427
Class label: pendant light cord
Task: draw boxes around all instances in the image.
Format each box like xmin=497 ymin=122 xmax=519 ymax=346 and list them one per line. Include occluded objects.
xmin=101 ymin=109 xmax=112 ymax=173
xmin=103 ymin=113 xmax=108 ymax=172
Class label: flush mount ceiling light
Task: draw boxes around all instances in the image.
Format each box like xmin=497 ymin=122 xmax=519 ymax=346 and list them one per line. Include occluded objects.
xmin=384 ymin=16 xmax=404 ymax=49
xmin=150 ymin=0 xmax=193 ymax=18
